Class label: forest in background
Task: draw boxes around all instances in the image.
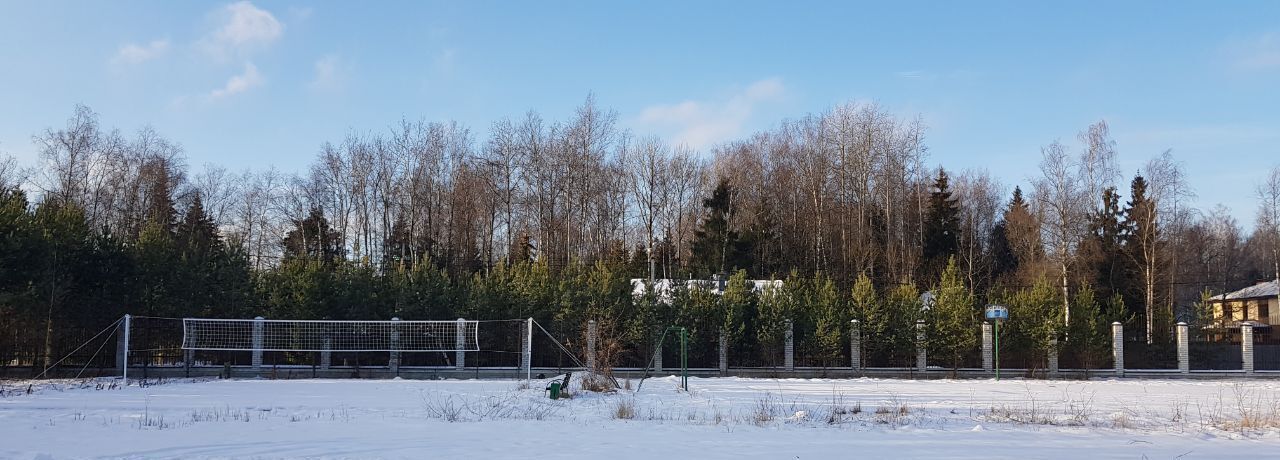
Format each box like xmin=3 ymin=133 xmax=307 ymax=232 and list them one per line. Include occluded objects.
xmin=2 ymin=97 xmax=1280 ymax=371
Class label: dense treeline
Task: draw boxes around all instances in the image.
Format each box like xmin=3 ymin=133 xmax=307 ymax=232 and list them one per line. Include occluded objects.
xmin=2 ymin=100 xmax=1279 ymax=371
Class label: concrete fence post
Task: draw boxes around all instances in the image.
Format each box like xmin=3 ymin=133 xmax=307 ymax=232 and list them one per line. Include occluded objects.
xmin=252 ymin=316 xmax=264 ymax=373
xmin=1176 ymin=322 xmax=1189 ymax=374
xmin=320 ymin=335 xmax=331 ymax=370
xmin=523 ymin=318 xmax=533 ymax=379
xmin=455 ymin=318 xmax=466 ymax=370
xmin=587 ymin=320 xmax=598 ymax=372
xmin=784 ymin=319 xmax=794 ymax=371
xmin=1112 ymin=322 xmax=1124 ymax=376
xmin=850 ymin=319 xmax=862 ymax=371
xmin=1243 ymin=323 xmax=1255 ymax=375
xmin=916 ymin=320 xmax=927 ymax=373
xmin=389 ymin=317 xmax=401 ymax=375
xmin=654 ymin=343 xmax=663 ymax=373
xmin=1048 ymin=338 xmax=1059 ymax=377
xmin=719 ymin=330 xmax=729 ymax=375
xmin=981 ymin=322 xmax=993 ymax=373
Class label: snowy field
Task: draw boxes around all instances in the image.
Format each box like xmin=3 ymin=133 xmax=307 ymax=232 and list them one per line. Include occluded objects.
xmin=3 ymin=376 xmax=1280 ymax=459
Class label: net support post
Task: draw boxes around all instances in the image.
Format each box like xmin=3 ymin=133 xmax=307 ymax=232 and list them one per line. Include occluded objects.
xmin=1112 ymin=322 xmax=1124 ymax=377
xmin=252 ymin=316 xmax=264 ymax=373
xmin=784 ymin=319 xmax=794 ymax=371
xmin=850 ymin=319 xmax=861 ymax=371
xmin=718 ymin=330 xmax=728 ymax=375
xmin=981 ymin=322 xmax=994 ymax=373
xmin=117 ymin=314 xmax=131 ymax=385
xmin=916 ymin=320 xmax=927 ymax=374
xmin=1048 ymin=338 xmax=1059 ymax=378
xmin=389 ymin=317 xmax=401 ymax=375
xmin=1243 ymin=322 xmax=1255 ymax=375
xmin=455 ymin=318 xmax=466 ymax=370
xmin=1176 ymin=322 xmax=1189 ymax=374
xmin=586 ymin=320 xmax=598 ymax=373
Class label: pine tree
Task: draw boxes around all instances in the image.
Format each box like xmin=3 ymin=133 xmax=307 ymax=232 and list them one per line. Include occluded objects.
xmin=927 ymin=257 xmax=977 ymax=371
xmin=282 ymin=207 xmax=346 ymax=266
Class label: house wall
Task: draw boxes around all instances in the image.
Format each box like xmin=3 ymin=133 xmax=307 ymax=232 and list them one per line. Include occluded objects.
xmin=1213 ymin=297 xmax=1277 ymax=325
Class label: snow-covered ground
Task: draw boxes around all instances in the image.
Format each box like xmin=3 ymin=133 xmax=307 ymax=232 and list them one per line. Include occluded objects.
xmin=2 ymin=376 xmax=1279 ymax=459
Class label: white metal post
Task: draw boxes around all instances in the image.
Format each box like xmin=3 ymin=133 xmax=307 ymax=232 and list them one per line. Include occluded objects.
xmin=389 ymin=317 xmax=400 ymax=375
xmin=121 ymin=314 xmax=131 ymax=385
xmin=784 ymin=319 xmax=794 ymax=371
xmin=252 ymin=316 xmax=264 ymax=372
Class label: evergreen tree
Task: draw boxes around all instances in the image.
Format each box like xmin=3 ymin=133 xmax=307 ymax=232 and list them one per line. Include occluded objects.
xmin=810 ymin=272 xmax=846 ymax=365
xmin=690 ymin=179 xmax=753 ymax=277
xmin=1080 ymin=187 xmax=1135 ymax=304
xmin=922 ymin=169 xmax=961 ymax=282
xmin=282 ymin=207 xmax=345 ymax=266
xmin=927 ymin=257 xmax=977 ymax=372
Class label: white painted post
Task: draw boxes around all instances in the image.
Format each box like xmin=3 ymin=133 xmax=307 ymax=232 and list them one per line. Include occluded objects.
xmin=252 ymin=316 xmax=264 ymax=373
xmin=1112 ymin=322 xmax=1124 ymax=377
xmin=718 ymin=330 xmax=728 ymax=375
xmin=118 ymin=314 xmax=131 ymax=385
xmin=587 ymin=320 xmax=598 ymax=372
xmin=1176 ymin=322 xmax=1189 ymax=374
xmin=850 ymin=319 xmax=861 ymax=371
xmin=982 ymin=322 xmax=993 ymax=373
xmin=916 ymin=320 xmax=927 ymax=373
xmin=455 ymin=318 xmax=466 ymax=370
xmin=784 ymin=319 xmax=794 ymax=371
xmin=1242 ymin=323 xmax=1255 ymax=375
xmin=389 ymin=317 xmax=400 ymax=375
xmin=1048 ymin=338 xmax=1059 ymax=377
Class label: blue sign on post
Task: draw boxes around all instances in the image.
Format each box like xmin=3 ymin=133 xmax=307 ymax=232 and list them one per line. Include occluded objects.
xmin=984 ymin=305 xmax=1009 ymax=380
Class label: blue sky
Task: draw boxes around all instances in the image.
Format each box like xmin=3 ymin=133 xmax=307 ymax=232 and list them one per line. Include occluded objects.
xmin=2 ymin=1 xmax=1278 ymax=223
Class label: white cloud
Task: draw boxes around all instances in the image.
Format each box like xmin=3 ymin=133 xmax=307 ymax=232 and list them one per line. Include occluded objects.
xmin=308 ymin=54 xmax=343 ymax=91
xmin=634 ymin=78 xmax=786 ymax=150
xmin=112 ymin=39 xmax=170 ymax=65
xmin=200 ymin=1 xmax=283 ymax=59
xmin=208 ymin=62 xmax=263 ymax=100
xmin=1225 ymin=31 xmax=1280 ymax=71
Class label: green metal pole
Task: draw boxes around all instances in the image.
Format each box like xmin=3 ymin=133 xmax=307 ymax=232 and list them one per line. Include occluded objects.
xmin=680 ymin=327 xmax=688 ymax=391
xmin=995 ymin=321 xmax=1001 ymax=381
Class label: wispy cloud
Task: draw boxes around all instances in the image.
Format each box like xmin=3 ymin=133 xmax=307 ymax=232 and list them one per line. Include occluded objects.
xmin=1224 ymin=30 xmax=1280 ymax=71
xmin=634 ymin=78 xmax=786 ymax=150
xmin=308 ymin=54 xmax=344 ymax=92
xmin=111 ymin=39 xmax=170 ymax=65
xmin=208 ymin=62 xmax=263 ymax=100
xmin=199 ymin=1 xmax=283 ymax=60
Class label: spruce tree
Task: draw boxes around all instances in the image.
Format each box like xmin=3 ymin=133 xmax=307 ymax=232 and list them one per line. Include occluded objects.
xmin=922 ymin=169 xmax=961 ymax=282
xmin=690 ymin=179 xmax=753 ymax=277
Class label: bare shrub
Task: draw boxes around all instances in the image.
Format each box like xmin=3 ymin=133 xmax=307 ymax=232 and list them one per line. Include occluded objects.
xmin=611 ymin=398 xmax=637 ymax=420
